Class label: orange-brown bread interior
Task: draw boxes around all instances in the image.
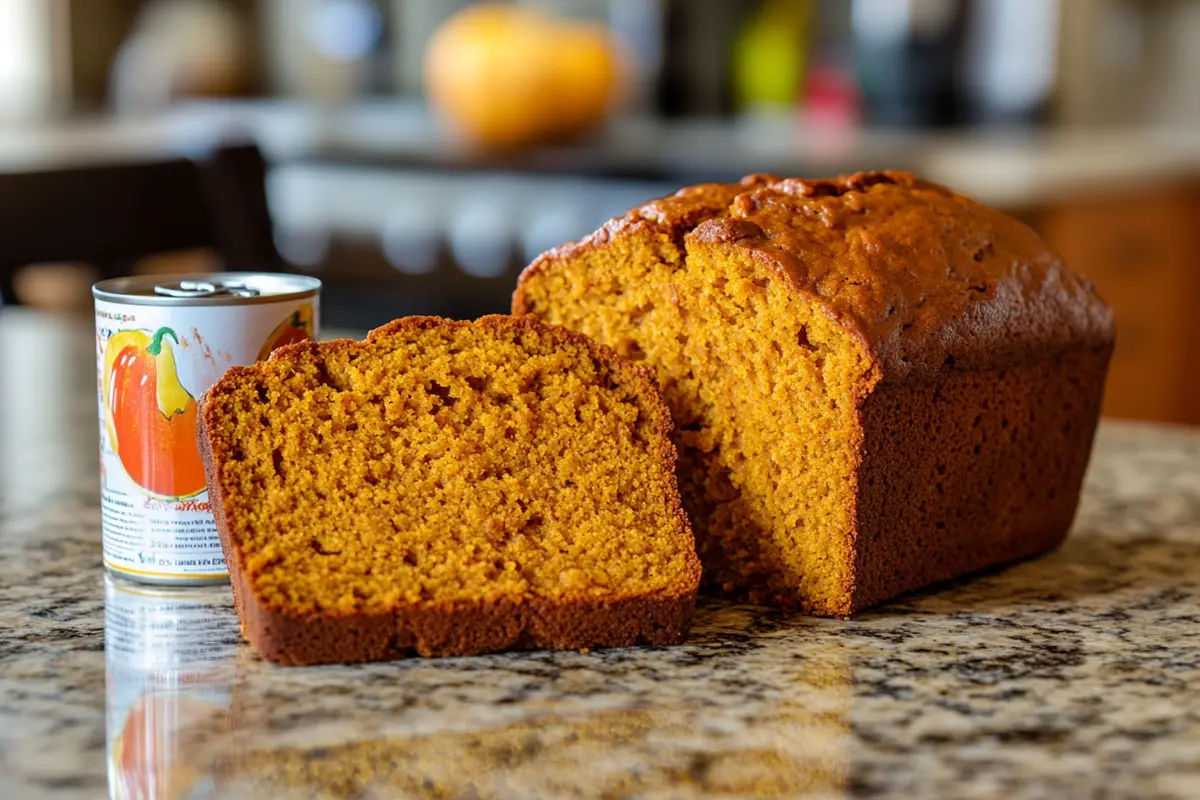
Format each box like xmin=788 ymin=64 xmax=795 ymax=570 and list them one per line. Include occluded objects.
xmin=200 ymin=315 xmax=699 ymax=657
xmin=514 ymin=171 xmax=1115 ymax=615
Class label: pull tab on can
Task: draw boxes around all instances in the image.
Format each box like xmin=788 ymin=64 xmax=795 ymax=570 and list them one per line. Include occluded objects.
xmin=154 ymin=280 xmax=261 ymax=299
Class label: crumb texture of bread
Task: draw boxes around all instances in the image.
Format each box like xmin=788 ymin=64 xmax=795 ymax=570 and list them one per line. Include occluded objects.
xmin=513 ymin=170 xmax=1115 ymax=615
xmin=198 ymin=315 xmax=700 ymax=663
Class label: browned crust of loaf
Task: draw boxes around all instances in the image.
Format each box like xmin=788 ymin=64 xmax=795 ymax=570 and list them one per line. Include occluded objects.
xmin=513 ymin=169 xmax=1116 ymax=380
xmin=512 ymin=171 xmax=1116 ymax=616
xmin=198 ymin=314 xmax=700 ymax=664
xmin=841 ymin=341 xmax=1114 ymax=615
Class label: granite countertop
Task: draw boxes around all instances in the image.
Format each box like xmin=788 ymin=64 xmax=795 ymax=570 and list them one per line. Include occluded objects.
xmin=2 ymin=309 xmax=1199 ymax=799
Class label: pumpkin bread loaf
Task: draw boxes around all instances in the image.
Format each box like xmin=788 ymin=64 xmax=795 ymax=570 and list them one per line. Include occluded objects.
xmin=514 ymin=170 xmax=1115 ymax=615
xmin=197 ymin=315 xmax=700 ymax=664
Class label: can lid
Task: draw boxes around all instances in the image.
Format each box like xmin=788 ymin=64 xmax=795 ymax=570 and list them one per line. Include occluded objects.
xmin=93 ymin=273 xmax=321 ymax=306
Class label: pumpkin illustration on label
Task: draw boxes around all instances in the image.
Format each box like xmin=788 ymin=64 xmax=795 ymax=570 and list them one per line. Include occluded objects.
xmin=257 ymin=303 xmax=313 ymax=360
xmin=104 ymin=326 xmax=207 ymax=499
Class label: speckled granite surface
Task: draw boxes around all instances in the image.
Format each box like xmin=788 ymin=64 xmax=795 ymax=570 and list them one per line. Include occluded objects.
xmin=1 ymin=312 xmax=1198 ymax=799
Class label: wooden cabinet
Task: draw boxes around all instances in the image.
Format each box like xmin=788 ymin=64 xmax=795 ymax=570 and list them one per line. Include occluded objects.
xmin=1036 ymin=185 xmax=1199 ymax=424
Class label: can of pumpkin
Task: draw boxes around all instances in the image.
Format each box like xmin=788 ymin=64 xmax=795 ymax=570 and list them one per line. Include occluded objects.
xmin=93 ymin=273 xmax=320 ymax=585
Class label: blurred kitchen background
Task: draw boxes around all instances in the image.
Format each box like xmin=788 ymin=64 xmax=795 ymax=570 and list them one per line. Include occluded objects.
xmin=1 ymin=0 xmax=1199 ymax=424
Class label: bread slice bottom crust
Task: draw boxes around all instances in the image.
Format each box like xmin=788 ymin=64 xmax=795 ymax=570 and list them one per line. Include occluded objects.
xmin=203 ymin=479 xmax=695 ymax=664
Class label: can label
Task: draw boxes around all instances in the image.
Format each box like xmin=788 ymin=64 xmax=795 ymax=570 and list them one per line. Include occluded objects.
xmin=95 ymin=294 xmax=317 ymax=581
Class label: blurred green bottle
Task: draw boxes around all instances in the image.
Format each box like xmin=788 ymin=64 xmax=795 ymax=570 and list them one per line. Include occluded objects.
xmin=732 ymin=0 xmax=814 ymax=113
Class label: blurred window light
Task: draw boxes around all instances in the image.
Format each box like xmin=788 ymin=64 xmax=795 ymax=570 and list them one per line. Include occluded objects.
xmin=449 ymin=198 xmax=512 ymax=279
xmin=382 ymin=205 xmax=441 ymax=276
xmin=0 ymin=0 xmax=65 ymax=121
xmin=274 ymin=225 xmax=330 ymax=271
xmin=305 ymin=0 xmax=383 ymax=63
xmin=522 ymin=203 xmax=590 ymax=266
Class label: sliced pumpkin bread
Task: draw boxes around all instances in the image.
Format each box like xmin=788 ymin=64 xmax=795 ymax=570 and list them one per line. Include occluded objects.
xmin=198 ymin=315 xmax=700 ymax=664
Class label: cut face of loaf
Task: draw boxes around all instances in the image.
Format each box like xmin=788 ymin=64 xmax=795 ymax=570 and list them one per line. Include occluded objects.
xmin=514 ymin=171 xmax=1115 ymax=615
xmin=197 ymin=315 xmax=700 ymax=664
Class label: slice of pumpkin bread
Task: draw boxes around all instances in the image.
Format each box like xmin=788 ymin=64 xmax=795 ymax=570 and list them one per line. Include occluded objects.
xmin=197 ymin=315 xmax=700 ymax=665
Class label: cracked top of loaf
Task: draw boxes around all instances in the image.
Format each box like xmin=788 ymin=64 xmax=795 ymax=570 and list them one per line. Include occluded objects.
xmin=517 ymin=171 xmax=1115 ymax=379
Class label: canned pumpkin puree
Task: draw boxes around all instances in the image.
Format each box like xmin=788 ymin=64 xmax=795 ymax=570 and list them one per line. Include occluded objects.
xmin=94 ymin=273 xmax=320 ymax=585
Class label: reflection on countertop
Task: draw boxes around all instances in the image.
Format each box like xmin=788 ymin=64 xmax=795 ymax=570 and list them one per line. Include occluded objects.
xmin=104 ymin=578 xmax=237 ymax=800
xmin=2 ymin=307 xmax=1200 ymax=799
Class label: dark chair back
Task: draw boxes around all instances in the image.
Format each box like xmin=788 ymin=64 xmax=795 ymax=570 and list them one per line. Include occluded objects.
xmin=0 ymin=142 xmax=283 ymax=304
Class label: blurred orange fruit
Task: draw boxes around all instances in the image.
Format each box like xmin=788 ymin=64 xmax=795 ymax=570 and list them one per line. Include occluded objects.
xmin=424 ymin=3 xmax=621 ymax=150
xmin=550 ymin=21 xmax=620 ymax=137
